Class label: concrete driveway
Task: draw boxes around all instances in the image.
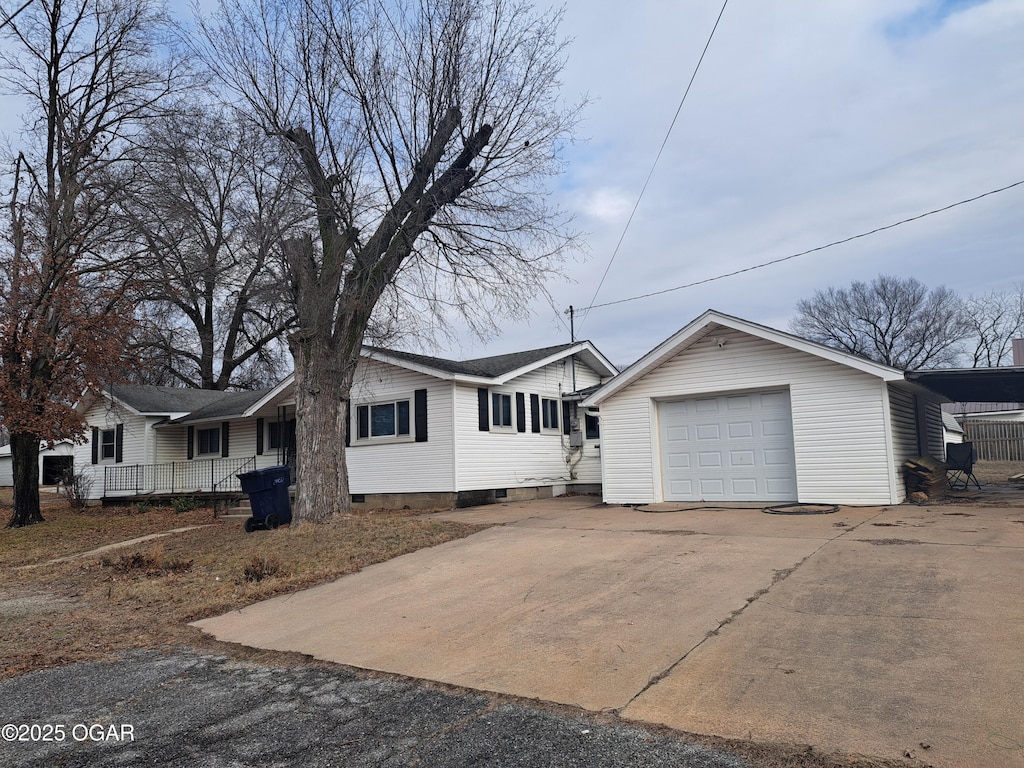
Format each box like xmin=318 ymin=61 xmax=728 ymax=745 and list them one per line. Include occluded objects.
xmin=194 ymin=496 xmax=1024 ymax=768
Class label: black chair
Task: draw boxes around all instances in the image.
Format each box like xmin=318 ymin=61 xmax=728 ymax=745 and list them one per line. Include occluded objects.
xmin=946 ymin=442 xmax=981 ymax=490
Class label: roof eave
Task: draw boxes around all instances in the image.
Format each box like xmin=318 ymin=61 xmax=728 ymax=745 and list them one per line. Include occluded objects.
xmin=490 ymin=341 xmax=618 ymax=385
xmin=584 ymin=309 xmax=904 ymax=406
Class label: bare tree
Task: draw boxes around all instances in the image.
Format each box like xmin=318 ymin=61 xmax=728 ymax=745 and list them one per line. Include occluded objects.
xmin=961 ymin=286 xmax=1024 ymax=367
xmin=790 ymin=275 xmax=969 ymax=370
xmin=123 ymin=106 xmax=303 ymax=390
xmin=192 ymin=0 xmax=580 ymax=523
xmin=0 ymin=0 xmax=176 ymax=527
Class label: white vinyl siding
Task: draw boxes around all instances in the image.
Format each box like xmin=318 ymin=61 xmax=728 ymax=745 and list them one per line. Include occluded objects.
xmin=346 ymin=359 xmax=454 ymax=494
xmin=72 ymin=398 xmax=153 ymax=499
xmin=454 ymin=359 xmax=604 ymax=490
xmin=600 ymin=328 xmax=898 ymax=505
xmin=920 ymin=397 xmax=945 ymax=459
xmin=886 ymin=384 xmax=919 ymax=502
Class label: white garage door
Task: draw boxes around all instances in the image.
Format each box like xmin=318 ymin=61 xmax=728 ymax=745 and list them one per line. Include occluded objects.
xmin=658 ymin=390 xmax=796 ymax=502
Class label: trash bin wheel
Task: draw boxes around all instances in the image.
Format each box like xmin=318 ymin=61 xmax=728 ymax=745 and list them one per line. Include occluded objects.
xmin=265 ymin=514 xmax=279 ymax=530
xmin=243 ymin=517 xmax=256 ymax=533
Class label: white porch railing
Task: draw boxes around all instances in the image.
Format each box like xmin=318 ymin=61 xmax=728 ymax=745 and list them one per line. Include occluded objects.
xmin=103 ymin=456 xmax=256 ymax=496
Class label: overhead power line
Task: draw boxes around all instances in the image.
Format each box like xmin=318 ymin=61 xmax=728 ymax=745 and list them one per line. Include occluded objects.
xmin=578 ymin=0 xmax=730 ymax=333
xmin=578 ymin=177 xmax=1024 ymax=313
xmin=0 ymin=0 xmax=34 ymax=30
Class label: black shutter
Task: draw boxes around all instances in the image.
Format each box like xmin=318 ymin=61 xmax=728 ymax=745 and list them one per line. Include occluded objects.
xmin=91 ymin=427 xmax=99 ymax=464
xmin=256 ymin=418 xmax=265 ymax=455
xmin=114 ymin=424 xmax=124 ymax=463
xmin=530 ymin=394 xmax=540 ymax=433
xmin=344 ymin=410 xmax=351 ymax=447
xmin=515 ymin=393 xmax=526 ymax=433
xmin=477 ymin=388 xmax=489 ymax=431
xmin=562 ymin=401 xmax=571 ymax=435
xmin=357 ymin=406 xmax=369 ymax=439
xmin=414 ymin=389 xmax=428 ymax=442
xmin=187 ymin=426 xmax=194 ymax=460
xmin=221 ymin=422 xmax=230 ymax=457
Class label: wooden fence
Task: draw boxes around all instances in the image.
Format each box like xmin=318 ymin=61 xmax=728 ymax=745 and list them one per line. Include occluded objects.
xmin=961 ymin=420 xmax=1024 ymax=462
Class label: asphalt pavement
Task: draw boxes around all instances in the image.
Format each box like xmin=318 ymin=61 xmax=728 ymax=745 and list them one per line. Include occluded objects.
xmin=0 ymin=649 xmax=751 ymax=767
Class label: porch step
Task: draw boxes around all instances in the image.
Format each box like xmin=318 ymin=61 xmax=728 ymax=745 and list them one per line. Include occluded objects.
xmin=219 ymin=513 xmax=251 ymax=521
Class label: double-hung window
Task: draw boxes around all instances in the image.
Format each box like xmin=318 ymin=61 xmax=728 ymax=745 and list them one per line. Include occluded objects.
xmin=541 ymin=398 xmax=559 ymax=431
xmin=491 ymin=393 xmax=512 ymax=428
xmin=101 ymin=429 xmax=116 ymax=460
xmin=198 ymin=427 xmax=220 ymax=455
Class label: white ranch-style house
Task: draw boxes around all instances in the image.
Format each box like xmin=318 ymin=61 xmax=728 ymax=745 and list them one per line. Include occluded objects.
xmin=66 ymin=341 xmax=616 ymax=506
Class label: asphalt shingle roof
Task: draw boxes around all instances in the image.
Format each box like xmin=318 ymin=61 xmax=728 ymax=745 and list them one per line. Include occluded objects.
xmin=365 ymin=343 xmax=580 ymax=378
xmin=108 ymin=385 xmax=273 ymax=420
xmin=107 ymin=342 xmax=591 ymax=422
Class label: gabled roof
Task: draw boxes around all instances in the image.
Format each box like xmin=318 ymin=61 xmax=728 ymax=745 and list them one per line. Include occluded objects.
xmin=583 ymin=309 xmax=905 ymax=407
xmin=942 ymin=412 xmax=964 ymax=434
xmin=364 ymin=340 xmax=617 ymax=384
xmin=101 ymin=385 xmax=275 ymax=425
xmin=107 ymin=385 xmax=230 ymax=416
xmin=168 ymin=388 xmax=275 ymax=424
xmin=100 ymin=341 xmax=617 ymax=426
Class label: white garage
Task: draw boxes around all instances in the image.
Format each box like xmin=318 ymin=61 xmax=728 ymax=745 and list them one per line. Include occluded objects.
xmin=658 ymin=390 xmax=796 ymax=501
xmin=584 ymin=310 xmax=947 ymax=506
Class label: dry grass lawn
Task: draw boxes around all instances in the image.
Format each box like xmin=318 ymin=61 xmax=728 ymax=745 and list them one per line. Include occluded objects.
xmin=1 ymin=499 xmax=482 ymax=680
xmin=971 ymin=459 xmax=1024 ymax=484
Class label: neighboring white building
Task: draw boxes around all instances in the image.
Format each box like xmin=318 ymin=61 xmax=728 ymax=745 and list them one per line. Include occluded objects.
xmin=583 ymin=310 xmax=947 ymax=506
xmin=0 ymin=441 xmax=75 ymax=487
xmin=71 ymin=341 xmax=615 ymax=506
xmin=942 ymin=412 xmax=965 ymax=445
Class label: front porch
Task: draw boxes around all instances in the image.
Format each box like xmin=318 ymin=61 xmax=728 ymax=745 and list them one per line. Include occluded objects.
xmin=103 ymin=456 xmax=257 ymax=497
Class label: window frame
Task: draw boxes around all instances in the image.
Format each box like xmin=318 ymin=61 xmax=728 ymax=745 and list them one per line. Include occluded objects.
xmin=100 ymin=429 xmax=116 ymax=460
xmin=268 ymin=419 xmax=296 ymax=450
xmin=585 ymin=412 xmax=600 ymax=440
xmin=197 ymin=427 xmax=221 ymax=456
xmin=540 ymin=398 xmax=560 ymax=432
xmin=491 ymin=392 xmax=513 ymax=430
xmin=353 ymin=395 xmax=414 ymax=444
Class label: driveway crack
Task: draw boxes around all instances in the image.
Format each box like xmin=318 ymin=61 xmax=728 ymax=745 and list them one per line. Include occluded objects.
xmin=614 ymin=506 xmax=893 ymax=714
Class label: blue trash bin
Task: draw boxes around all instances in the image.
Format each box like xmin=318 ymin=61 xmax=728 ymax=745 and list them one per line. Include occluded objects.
xmin=237 ymin=466 xmax=292 ymax=532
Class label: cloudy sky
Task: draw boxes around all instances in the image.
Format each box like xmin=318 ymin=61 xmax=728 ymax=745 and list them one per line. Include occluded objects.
xmin=4 ymin=0 xmax=1019 ymax=370
xmin=452 ymin=0 xmax=1024 ymax=368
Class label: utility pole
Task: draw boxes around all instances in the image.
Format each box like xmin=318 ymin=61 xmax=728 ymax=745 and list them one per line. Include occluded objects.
xmin=564 ymin=305 xmax=577 ymax=393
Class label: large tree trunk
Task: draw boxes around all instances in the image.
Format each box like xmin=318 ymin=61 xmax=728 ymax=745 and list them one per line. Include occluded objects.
xmin=289 ymin=336 xmax=359 ymax=523
xmin=7 ymin=432 xmax=43 ymax=527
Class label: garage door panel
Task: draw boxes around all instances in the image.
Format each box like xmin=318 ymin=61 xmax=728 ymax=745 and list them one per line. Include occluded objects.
xmin=727 ymin=421 xmax=753 ymax=438
xmin=766 ymin=477 xmax=797 ymax=495
xmin=668 ymin=479 xmax=694 ymax=495
xmin=696 ymin=424 xmax=720 ymax=440
xmin=730 ymin=478 xmax=757 ymax=495
xmin=666 ymin=426 xmax=689 ymax=442
xmin=699 ymin=478 xmax=725 ymax=495
xmin=666 ymin=452 xmax=690 ymax=468
xmin=762 ymin=448 xmax=792 ymax=465
xmin=698 ymin=451 xmax=722 ymax=467
xmin=659 ymin=391 xmax=796 ymax=502
xmin=729 ymin=450 xmax=754 ymax=466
